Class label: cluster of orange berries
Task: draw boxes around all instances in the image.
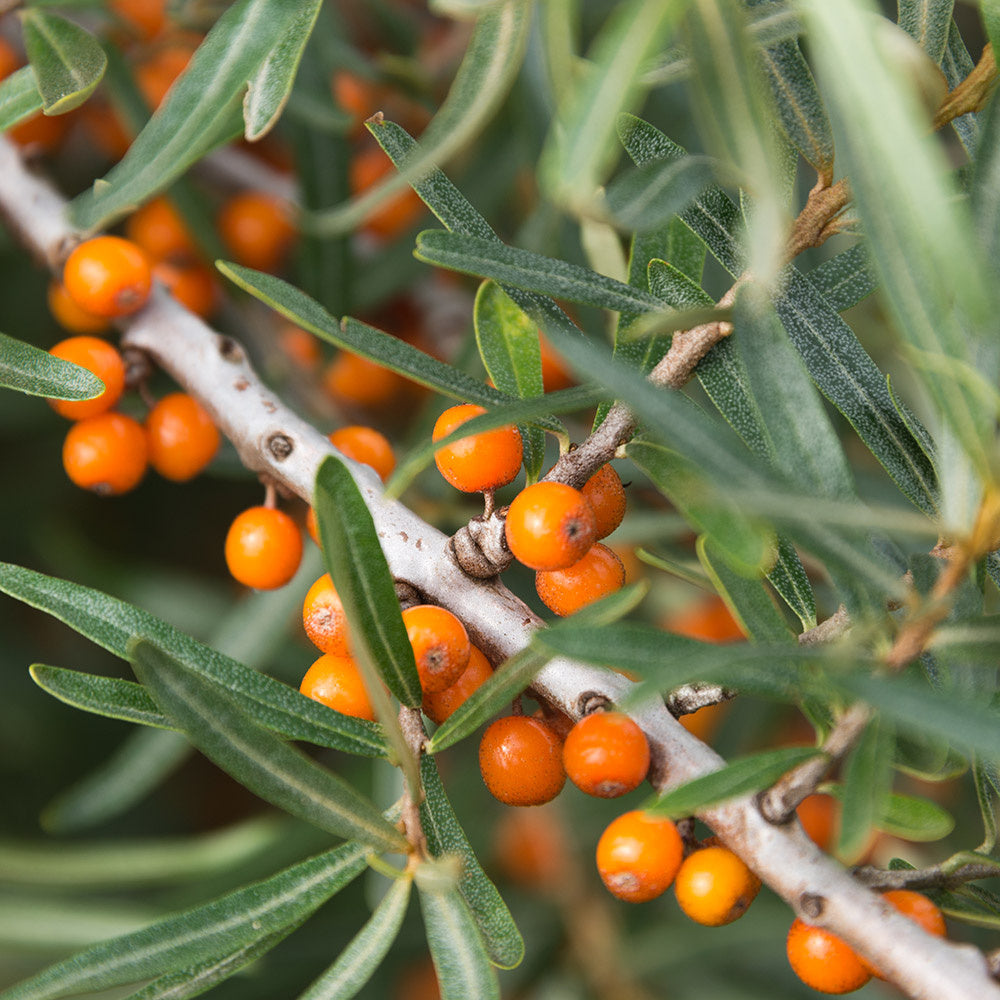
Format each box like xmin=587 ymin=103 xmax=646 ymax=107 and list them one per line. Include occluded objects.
xmin=47 ymin=236 xmax=219 ymax=496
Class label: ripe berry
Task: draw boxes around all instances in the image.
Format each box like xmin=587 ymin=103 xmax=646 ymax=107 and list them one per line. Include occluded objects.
xmin=661 ymin=594 xmax=745 ymax=642
xmin=402 ymin=604 xmax=471 ymax=694
xmin=535 ymin=542 xmax=625 ymax=616
xmin=796 ymin=793 xmax=839 ymax=852
xmin=323 ymin=352 xmax=408 ymax=410
xmin=218 ymin=192 xmax=296 ymax=273
xmin=786 ymin=919 xmax=870 ymax=994
xmin=493 ymin=805 xmax=569 ymax=890
xmin=48 ymin=281 xmax=109 ymax=335
xmin=581 ymin=464 xmax=626 ymax=539
xmin=595 ymin=810 xmax=683 ymax=903
xmin=110 ymin=0 xmax=168 ymax=39
xmin=280 ymin=324 xmax=321 ymax=369
xmin=302 ymin=573 xmax=350 ymax=658
xmin=539 ymin=333 xmax=574 ymax=393
xmin=350 ymin=145 xmax=425 ymax=240
xmin=144 ymin=392 xmax=220 ymax=481
xmin=125 ymin=197 xmax=197 ymax=262
xmin=422 ymin=644 xmax=492 ymax=725
xmin=47 ymin=336 xmax=125 ymax=420
xmin=153 ymin=260 xmax=219 ymax=318
xmin=860 ymin=890 xmax=945 ymax=979
xmin=562 ymin=710 xmax=649 ymax=798
xmin=135 ymin=41 xmax=195 ymax=110
xmin=505 ymin=482 xmax=597 ymax=571
xmin=673 ymin=845 xmax=761 ymax=926
xmin=224 ymin=506 xmax=303 ymax=590
xmin=62 ymin=236 xmax=152 ymax=318
xmin=432 ymin=403 xmax=522 ymax=493
xmin=479 ymin=715 xmax=566 ymax=807
xmin=329 ymin=425 xmax=395 ymax=482
xmin=300 ymin=653 xmax=375 ymax=721
xmin=62 ymin=411 xmax=148 ymax=495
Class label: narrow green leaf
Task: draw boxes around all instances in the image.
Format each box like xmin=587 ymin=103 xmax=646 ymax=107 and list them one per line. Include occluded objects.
xmin=603 ymin=155 xmax=714 ymax=233
xmin=420 ymin=756 xmax=523 ymax=970
xmin=314 ymin=456 xmax=422 ymax=709
xmin=217 ymin=263 xmax=564 ymax=437
xmin=837 ymin=718 xmax=893 ymax=863
xmin=898 ymin=0 xmax=956 ymax=63
xmin=0 ymin=562 xmax=388 ymax=759
xmin=974 ymin=756 xmax=999 ymax=852
xmin=20 ymin=10 xmax=106 ymax=114
xmin=802 ymin=0 xmax=998 ymax=474
xmin=297 ymin=876 xmax=411 ymax=1000
xmin=878 ymin=792 xmax=955 ymax=842
xmin=0 ymin=67 xmax=43 ymax=132
xmin=414 ymin=230 xmax=667 ymax=315
xmin=651 ymin=746 xmax=824 ymax=817
xmin=310 ymin=0 xmax=531 ymax=236
xmin=30 ymin=665 xmax=171 ymax=730
xmin=128 ymin=638 xmax=408 ymax=853
xmin=69 ymin=0 xmax=301 ymax=231
xmin=0 ymin=332 xmax=104 ymax=400
xmin=768 ymin=536 xmax=817 ymax=630
xmin=540 ymin=0 xmax=686 ymax=206
xmin=748 ymin=0 xmax=833 ymax=175
xmin=942 ymin=18 xmax=979 ymax=154
xmin=243 ymin=0 xmax=322 ymax=140
xmin=0 ymin=843 xmax=368 ymax=1000
xmin=417 ymin=870 xmax=500 ymax=1000
xmin=696 ymin=535 xmax=793 ymax=643
xmin=806 ymin=244 xmax=877 ymax=313
xmin=971 ymin=84 xmax=1000 ymax=268
xmin=473 ymin=280 xmax=545 ymax=479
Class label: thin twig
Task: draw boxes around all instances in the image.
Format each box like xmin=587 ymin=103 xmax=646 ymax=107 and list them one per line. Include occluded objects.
xmin=854 ymin=860 xmax=1000 ymax=892
xmin=398 ymin=705 xmax=428 ymax=858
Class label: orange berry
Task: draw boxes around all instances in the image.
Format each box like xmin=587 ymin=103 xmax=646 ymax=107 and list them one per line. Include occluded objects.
xmin=0 ymin=40 xmax=66 ymax=151
xmin=302 ymin=573 xmax=350 ymax=658
xmin=280 ymin=324 xmax=321 ymax=369
xmin=673 ymin=845 xmax=761 ymax=926
xmin=797 ymin=793 xmax=840 ymax=852
xmin=323 ymin=352 xmax=407 ymax=409
xmin=539 ymin=334 xmax=574 ymax=393
xmin=144 ymin=392 xmax=219 ymax=481
xmin=305 ymin=506 xmax=320 ymax=547
xmin=224 ymin=506 xmax=302 ymax=590
xmin=661 ymin=594 xmax=745 ymax=643
xmin=493 ymin=805 xmax=570 ymax=889
xmin=48 ymin=281 xmax=110 ymax=335
xmin=125 ymin=197 xmax=198 ymax=262
xmin=63 ymin=236 xmax=152 ymax=319
xmin=860 ymin=890 xmax=945 ymax=979
xmin=679 ymin=701 xmax=729 ymax=743
xmin=505 ymin=481 xmax=597 ymax=570
xmin=47 ymin=336 xmax=125 ymax=420
xmin=402 ymin=604 xmax=471 ymax=694
xmin=299 ymin=653 xmax=375 ymax=722
xmin=432 ymin=403 xmax=522 ymax=494
xmin=479 ymin=715 xmax=566 ymax=807
xmin=153 ymin=260 xmax=219 ymax=318
xmin=563 ymin=710 xmax=649 ymax=798
xmin=535 ymin=542 xmax=625 ymax=616
xmin=332 ymin=71 xmax=384 ymax=134
xmin=62 ymin=411 xmax=148 ymax=495
xmin=135 ymin=40 xmax=196 ymax=109
xmin=595 ymin=810 xmax=683 ymax=903
xmin=350 ymin=145 xmax=425 ymax=240
xmin=786 ymin=919 xmax=871 ymax=994
xmin=581 ymin=464 xmax=626 ymax=540
xmin=0 ymin=37 xmax=17 ymax=80
xmin=218 ymin=192 xmax=296 ymax=273
xmin=110 ymin=0 xmax=168 ymax=39
xmin=422 ymin=644 xmax=492 ymax=725
xmin=329 ymin=425 xmax=395 ymax=482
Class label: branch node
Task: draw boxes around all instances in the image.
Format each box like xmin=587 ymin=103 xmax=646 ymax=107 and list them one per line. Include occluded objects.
xmin=577 ymin=691 xmax=612 ymax=716
xmin=800 ymin=892 xmax=826 ymax=920
xmin=449 ymin=509 xmax=512 ymax=578
xmin=394 ymin=579 xmax=423 ymax=609
xmin=267 ymin=433 xmax=294 ymax=461
xmin=217 ymin=335 xmax=244 ymax=362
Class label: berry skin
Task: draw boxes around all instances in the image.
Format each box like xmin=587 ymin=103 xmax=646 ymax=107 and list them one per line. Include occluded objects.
xmin=422 ymin=644 xmax=492 ymax=725
xmin=63 ymin=236 xmax=153 ymax=319
xmin=535 ymin=542 xmax=626 ymax=617
xmin=48 ymin=281 xmax=110 ymax=335
xmin=493 ymin=805 xmax=570 ymax=890
xmin=796 ymin=793 xmax=840 ymax=852
xmin=786 ymin=919 xmax=871 ymax=994
xmin=350 ymin=145 xmax=425 ymax=240
xmin=860 ymin=890 xmax=945 ymax=979
xmin=479 ymin=715 xmax=566 ymax=807
xmin=302 ymin=573 xmax=350 ymax=658
xmin=329 ymin=426 xmax=395 ymax=482
xmin=110 ymin=0 xmax=168 ymax=39
xmin=432 ymin=404 xmax=522 ymax=493
xmin=581 ymin=464 xmax=626 ymax=539
xmin=562 ymin=710 xmax=650 ymax=798
xmin=224 ymin=506 xmax=303 ymax=591
xmin=673 ymin=845 xmax=761 ymax=926
xmin=153 ymin=260 xmax=219 ymax=318
xmin=48 ymin=336 xmax=126 ymax=420
xmin=218 ymin=192 xmax=296 ymax=273
xmin=62 ymin=412 xmax=148 ymax=495
xmin=144 ymin=392 xmax=220 ymax=482
xmin=323 ymin=352 xmax=409 ymax=410
xmin=661 ymin=594 xmax=745 ymax=643
xmin=402 ymin=604 xmax=471 ymax=694
xmin=300 ymin=653 xmax=375 ymax=721
xmin=595 ymin=810 xmax=683 ymax=903
xmin=505 ymin=482 xmax=597 ymax=571
xmin=125 ymin=197 xmax=197 ymax=262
